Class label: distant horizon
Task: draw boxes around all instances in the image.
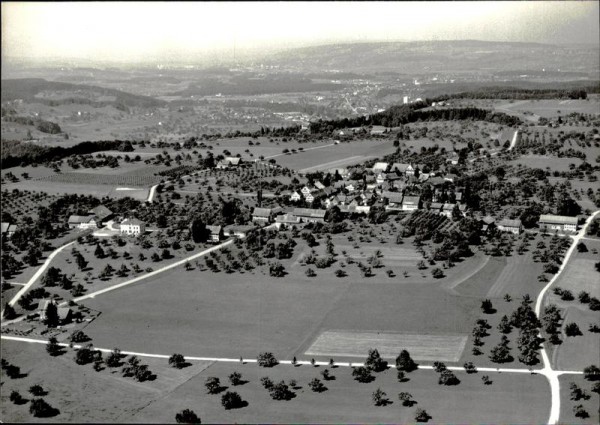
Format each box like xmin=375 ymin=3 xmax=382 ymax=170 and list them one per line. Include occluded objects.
xmin=3 ymin=38 xmax=599 ymax=69
xmin=2 ymin=1 xmax=598 ymax=65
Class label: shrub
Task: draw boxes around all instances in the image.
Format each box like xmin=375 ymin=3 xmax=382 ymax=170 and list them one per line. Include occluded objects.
xmin=168 ymin=353 xmax=186 ymax=369
xmin=257 ymin=352 xmax=278 ymax=367
xmin=308 ymin=378 xmax=327 ymax=392
xmin=260 ymin=376 xmax=274 ymax=389
xmin=415 ymin=408 xmax=430 ymax=422
xmin=221 ymin=391 xmax=244 ymax=409
xmin=352 ymin=366 xmax=373 ymax=383
xmin=175 ymin=409 xmax=201 ymax=424
xmin=565 ymin=322 xmax=582 ymax=336
xmin=205 ymin=377 xmax=221 ymax=394
xmin=29 ymin=385 xmax=45 ymax=396
xmin=29 ymin=398 xmax=57 ymax=418
xmin=229 ymin=372 xmax=243 ymax=386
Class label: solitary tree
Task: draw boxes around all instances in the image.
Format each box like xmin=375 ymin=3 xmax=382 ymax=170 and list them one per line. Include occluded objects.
xmin=46 ymin=337 xmax=61 ymax=356
xmin=396 ymin=350 xmax=418 ymax=372
xmin=308 ymin=377 xmax=327 ymax=392
xmin=365 ymin=348 xmax=388 ymax=372
xmin=372 ymin=388 xmax=388 ymax=406
xmin=415 ymin=408 xmax=430 ymax=422
xmin=169 ymin=353 xmax=186 ymax=369
xmin=352 ymin=366 xmax=373 ymax=383
xmin=175 ymin=409 xmax=201 ymax=424
xmin=398 ymin=391 xmax=415 ymax=406
xmin=229 ymin=372 xmax=243 ymax=386
xmin=221 ymin=391 xmax=244 ymax=409
xmin=205 ymin=377 xmax=221 ymax=394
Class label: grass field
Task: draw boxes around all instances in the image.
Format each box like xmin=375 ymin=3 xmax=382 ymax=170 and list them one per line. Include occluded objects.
xmin=553 ymin=307 xmax=600 ymax=371
xmin=510 ymin=155 xmax=584 ymax=172
xmin=0 ymin=339 xmax=552 ymax=424
xmin=305 ymin=331 xmax=468 ymax=362
xmin=558 ymin=374 xmax=600 ymax=425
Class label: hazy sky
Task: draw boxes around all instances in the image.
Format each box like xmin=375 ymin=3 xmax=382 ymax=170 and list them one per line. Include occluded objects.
xmin=2 ymin=1 xmax=599 ymax=63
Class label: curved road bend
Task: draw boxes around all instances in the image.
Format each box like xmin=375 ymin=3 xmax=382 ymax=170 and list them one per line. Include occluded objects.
xmin=534 ymin=209 xmax=600 ymax=424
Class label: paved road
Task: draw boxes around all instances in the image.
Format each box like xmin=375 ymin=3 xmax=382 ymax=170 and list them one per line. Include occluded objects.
xmin=147 ymin=184 xmax=159 ymax=202
xmin=533 ymin=209 xmax=600 ymax=425
xmin=68 ymin=238 xmax=236 ymax=303
xmin=3 ymin=241 xmax=76 ymax=313
xmin=0 ymin=335 xmax=585 ymax=375
xmin=508 ymin=130 xmax=519 ymax=151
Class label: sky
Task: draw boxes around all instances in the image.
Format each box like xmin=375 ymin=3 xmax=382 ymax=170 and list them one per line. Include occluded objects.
xmin=2 ymin=1 xmax=599 ymax=64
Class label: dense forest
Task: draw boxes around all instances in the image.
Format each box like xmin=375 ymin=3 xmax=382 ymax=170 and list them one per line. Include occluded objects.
xmin=1 ymin=140 xmax=133 ymax=169
xmin=430 ymin=87 xmax=590 ymax=101
xmin=309 ymin=104 xmax=521 ymax=134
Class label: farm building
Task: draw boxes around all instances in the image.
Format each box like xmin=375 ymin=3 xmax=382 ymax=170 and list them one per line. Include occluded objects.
xmin=372 ymin=162 xmax=389 ymax=174
xmin=292 ymin=208 xmax=326 ymax=223
xmin=339 ymin=205 xmax=371 ymax=215
xmin=441 ymin=203 xmax=456 ymax=218
xmin=538 ymin=215 xmax=578 ymax=232
xmin=289 ymin=191 xmax=302 ymax=202
xmin=391 ymin=163 xmax=411 ymax=174
xmin=39 ymin=300 xmax=71 ymax=325
xmin=1 ymin=222 xmax=18 ymax=239
xmin=301 ymin=186 xmax=314 ymax=196
xmin=314 ymin=181 xmax=326 ymax=190
xmin=497 ymin=218 xmax=523 ymax=234
xmin=68 ymin=215 xmax=98 ymax=229
xmin=274 ymin=213 xmax=304 ymax=230
xmin=207 ymin=225 xmax=224 ymax=243
xmin=223 ymin=224 xmax=255 ymax=238
xmin=382 ymin=191 xmax=404 ymax=210
xmin=304 ymin=192 xmax=315 ymax=203
xmin=252 ymin=208 xmax=275 ymax=224
xmin=216 ymin=157 xmax=242 ymax=169
xmin=480 ymin=216 xmax=496 ymax=233
xmin=429 ymin=202 xmax=443 ymax=213
xmin=120 ymin=218 xmax=146 ymax=236
xmin=405 ymin=164 xmax=421 ymax=176
xmin=328 ymin=168 xmax=349 ymax=178
xmin=89 ymin=205 xmax=114 ymax=225
xmin=402 ymin=196 xmax=421 ymax=211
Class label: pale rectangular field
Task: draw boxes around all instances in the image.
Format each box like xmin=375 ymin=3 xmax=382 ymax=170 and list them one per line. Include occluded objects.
xmin=305 ymin=330 xmax=468 ymax=362
xmin=558 ymin=258 xmax=600 ymax=298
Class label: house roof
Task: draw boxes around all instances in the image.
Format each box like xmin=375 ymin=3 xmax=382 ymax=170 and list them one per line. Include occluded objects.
xmin=498 ymin=219 xmax=522 ymax=228
xmin=90 ymin=205 xmax=113 ymax=219
xmin=381 ymin=191 xmax=404 ymax=203
xmin=430 ymin=202 xmax=443 ymax=209
xmin=314 ymin=182 xmax=326 ymax=190
xmin=252 ymin=208 xmax=272 ymax=217
xmin=372 ymin=162 xmax=389 ymax=172
xmin=121 ymin=218 xmax=144 ymax=226
xmin=539 ymin=215 xmax=578 ymax=225
xmin=482 ymin=216 xmax=495 ymax=224
xmin=57 ymin=307 xmax=71 ymax=320
xmin=391 ymin=163 xmax=410 ymax=172
xmin=292 ymin=208 xmax=326 ymax=218
xmin=1 ymin=223 xmax=9 ymax=233
xmin=276 ymin=213 xmax=301 ymax=224
xmin=68 ymin=215 xmax=96 ymax=224
xmin=442 ymin=203 xmax=456 ymax=210
xmin=207 ymin=225 xmax=222 ymax=234
xmin=402 ymin=196 xmax=420 ymax=205
xmin=225 ymin=157 xmax=241 ymax=165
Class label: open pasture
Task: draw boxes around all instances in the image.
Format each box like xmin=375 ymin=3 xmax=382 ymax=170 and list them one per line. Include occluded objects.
xmin=305 ymin=331 xmax=468 ymax=362
xmin=510 ymin=155 xmax=583 ymax=172
xmin=495 ymin=98 xmax=600 ymax=119
xmin=80 ymin=260 xmax=483 ymax=365
xmin=553 ymin=306 xmax=600 ymax=371
xmin=558 ymin=374 xmax=600 ymax=425
xmin=132 ymin=354 xmax=551 ymax=424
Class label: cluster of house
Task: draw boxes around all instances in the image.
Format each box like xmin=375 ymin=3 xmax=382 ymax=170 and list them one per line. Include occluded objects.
xmin=480 ymin=214 xmax=579 ymax=235
xmin=252 ymin=206 xmax=327 ymax=229
xmin=67 ymin=205 xmax=147 ymax=236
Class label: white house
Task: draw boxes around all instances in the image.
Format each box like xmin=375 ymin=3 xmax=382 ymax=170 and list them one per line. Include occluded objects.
xmin=290 ymin=191 xmax=302 ymax=202
xmin=301 ymin=186 xmax=313 ymax=196
xmin=120 ymin=218 xmax=146 ymax=236
xmin=538 ymin=215 xmax=578 ymax=232
xmin=497 ymin=219 xmax=523 ymax=234
xmin=207 ymin=225 xmax=224 ymax=243
xmin=401 ymin=196 xmax=420 ymax=211
xmin=68 ymin=215 xmax=98 ymax=229
xmin=372 ymin=162 xmax=389 ymax=174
